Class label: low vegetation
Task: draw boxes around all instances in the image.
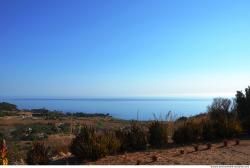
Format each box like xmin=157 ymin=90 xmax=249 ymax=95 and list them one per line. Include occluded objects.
xmin=71 ymin=125 xmax=113 ymax=161
xmin=115 ymin=121 xmax=147 ymax=151
xmin=148 ymin=120 xmax=168 ymax=148
xmin=71 ymin=122 xmax=148 ymax=161
xmin=26 ymin=141 xmax=50 ymax=165
xmin=235 ymin=87 xmax=250 ymax=134
xmin=10 ymin=123 xmax=68 ymax=141
xmin=173 ymin=97 xmax=243 ymax=144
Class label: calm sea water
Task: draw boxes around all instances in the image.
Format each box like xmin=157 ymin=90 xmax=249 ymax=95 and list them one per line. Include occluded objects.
xmin=0 ymin=98 xmax=213 ymax=120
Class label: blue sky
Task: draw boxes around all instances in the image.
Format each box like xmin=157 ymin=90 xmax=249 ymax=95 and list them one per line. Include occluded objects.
xmin=0 ymin=0 xmax=250 ymax=98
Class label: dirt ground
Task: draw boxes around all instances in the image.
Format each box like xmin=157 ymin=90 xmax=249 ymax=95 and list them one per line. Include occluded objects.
xmin=86 ymin=140 xmax=250 ymax=165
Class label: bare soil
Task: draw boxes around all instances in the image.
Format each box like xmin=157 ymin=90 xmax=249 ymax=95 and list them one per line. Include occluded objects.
xmin=87 ymin=140 xmax=250 ymax=165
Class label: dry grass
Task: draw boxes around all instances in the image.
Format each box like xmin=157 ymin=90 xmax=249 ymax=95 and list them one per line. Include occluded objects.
xmin=46 ymin=135 xmax=74 ymax=155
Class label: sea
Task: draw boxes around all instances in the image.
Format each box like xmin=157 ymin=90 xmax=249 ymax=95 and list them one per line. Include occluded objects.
xmin=0 ymin=98 xmax=214 ymax=120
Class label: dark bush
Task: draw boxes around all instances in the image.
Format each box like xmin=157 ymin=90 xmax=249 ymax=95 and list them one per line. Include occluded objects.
xmin=100 ymin=131 xmax=121 ymax=155
xmin=71 ymin=125 xmax=120 ymax=161
xmin=205 ymin=98 xmax=242 ymax=140
xmin=235 ymin=87 xmax=250 ymax=134
xmin=26 ymin=141 xmax=50 ymax=165
xmin=202 ymin=119 xmax=215 ymax=141
xmin=71 ymin=125 xmax=103 ymax=161
xmin=148 ymin=120 xmax=168 ymax=148
xmin=115 ymin=121 xmax=147 ymax=151
xmin=172 ymin=120 xmax=202 ymax=144
xmin=208 ymin=98 xmax=231 ymax=121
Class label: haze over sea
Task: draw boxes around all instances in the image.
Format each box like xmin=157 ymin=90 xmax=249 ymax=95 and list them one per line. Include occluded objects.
xmin=0 ymin=97 xmax=218 ymax=120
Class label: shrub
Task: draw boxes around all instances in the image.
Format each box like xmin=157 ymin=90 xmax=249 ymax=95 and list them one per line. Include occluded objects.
xmin=101 ymin=131 xmax=121 ymax=155
xmin=115 ymin=121 xmax=147 ymax=151
xmin=202 ymin=119 xmax=215 ymax=141
xmin=208 ymin=98 xmax=231 ymax=121
xmin=70 ymin=125 xmax=120 ymax=161
xmin=148 ymin=120 xmax=168 ymax=148
xmin=205 ymin=98 xmax=243 ymax=140
xmin=71 ymin=125 xmax=104 ymax=161
xmin=172 ymin=120 xmax=202 ymax=144
xmin=202 ymin=118 xmax=242 ymax=141
xmin=235 ymin=87 xmax=250 ymax=134
xmin=26 ymin=141 xmax=50 ymax=165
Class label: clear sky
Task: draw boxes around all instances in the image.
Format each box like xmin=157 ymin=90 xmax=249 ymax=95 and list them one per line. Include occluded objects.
xmin=1 ymin=0 xmax=250 ymax=98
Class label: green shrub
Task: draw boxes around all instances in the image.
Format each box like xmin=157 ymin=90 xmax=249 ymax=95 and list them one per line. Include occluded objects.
xmin=235 ymin=87 xmax=250 ymax=134
xmin=203 ymin=98 xmax=243 ymax=140
xmin=116 ymin=121 xmax=147 ymax=151
xmin=101 ymin=131 xmax=121 ymax=155
xmin=224 ymin=118 xmax=242 ymax=138
xmin=172 ymin=120 xmax=202 ymax=144
xmin=26 ymin=141 xmax=50 ymax=165
xmin=148 ymin=120 xmax=168 ymax=148
xmin=115 ymin=121 xmax=147 ymax=151
xmin=70 ymin=125 xmax=113 ymax=161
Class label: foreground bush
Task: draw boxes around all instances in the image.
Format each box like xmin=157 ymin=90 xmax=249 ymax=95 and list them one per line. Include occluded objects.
xmin=236 ymin=87 xmax=250 ymax=134
xmin=173 ymin=98 xmax=243 ymax=144
xmin=206 ymin=98 xmax=242 ymax=139
xmin=71 ymin=125 xmax=121 ymax=161
xmin=148 ymin=120 xmax=168 ymax=148
xmin=115 ymin=121 xmax=148 ymax=151
xmin=173 ymin=120 xmax=202 ymax=144
xmin=101 ymin=131 xmax=121 ymax=155
xmin=71 ymin=126 xmax=102 ymax=161
xmin=26 ymin=141 xmax=50 ymax=165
